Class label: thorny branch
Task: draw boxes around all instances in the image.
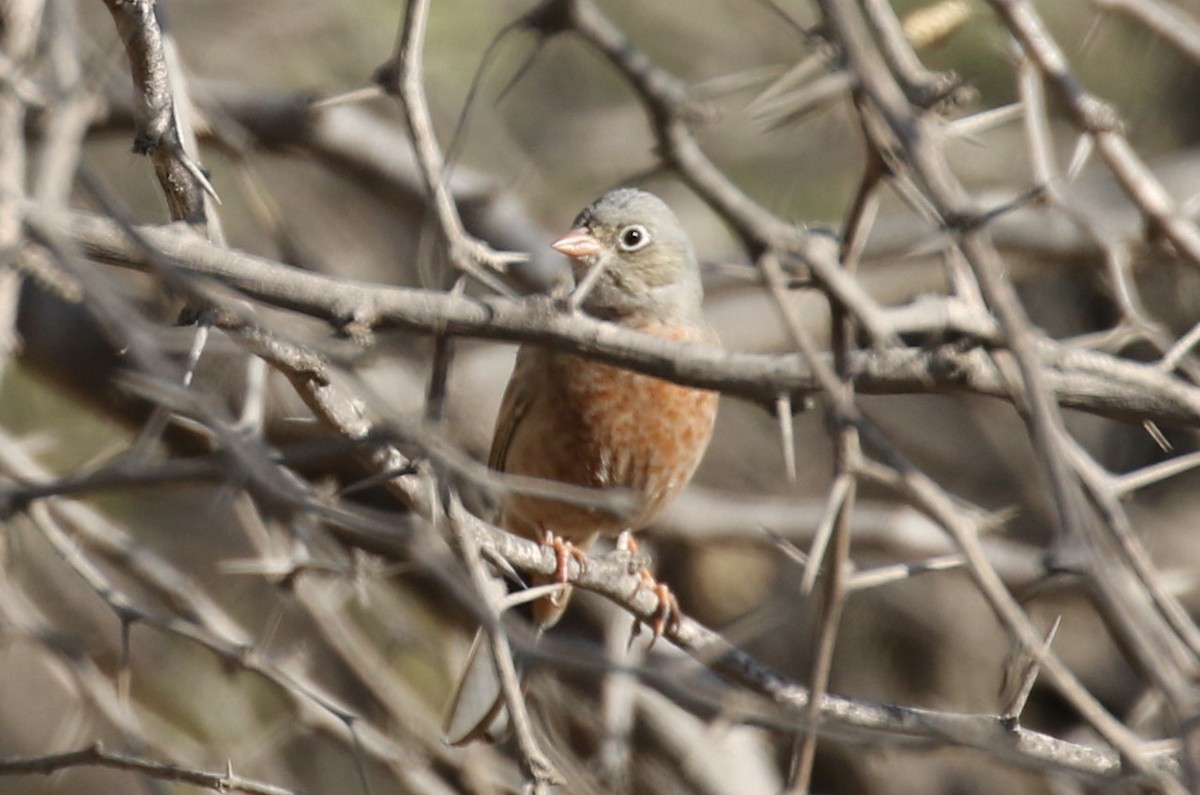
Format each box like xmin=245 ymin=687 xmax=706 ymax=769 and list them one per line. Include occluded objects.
xmin=37 ymin=206 xmax=1200 ymax=426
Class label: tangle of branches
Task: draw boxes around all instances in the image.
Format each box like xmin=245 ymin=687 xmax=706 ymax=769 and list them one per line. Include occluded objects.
xmin=3 ymin=0 xmax=1200 ymax=793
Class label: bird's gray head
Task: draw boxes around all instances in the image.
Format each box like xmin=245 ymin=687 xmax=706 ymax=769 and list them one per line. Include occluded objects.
xmin=552 ymin=189 xmax=704 ymax=324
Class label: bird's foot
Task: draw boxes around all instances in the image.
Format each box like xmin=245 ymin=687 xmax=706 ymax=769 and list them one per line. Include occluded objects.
xmin=539 ymin=529 xmax=588 ymax=606
xmin=628 ymin=568 xmax=681 ymax=650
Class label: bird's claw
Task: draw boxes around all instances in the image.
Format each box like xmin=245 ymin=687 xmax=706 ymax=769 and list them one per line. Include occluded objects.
xmin=628 ymin=568 xmax=680 ymax=650
xmin=539 ymin=530 xmax=588 ymax=606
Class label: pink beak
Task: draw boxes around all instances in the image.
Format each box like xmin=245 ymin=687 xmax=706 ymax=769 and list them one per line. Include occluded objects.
xmin=551 ymin=228 xmax=603 ymax=259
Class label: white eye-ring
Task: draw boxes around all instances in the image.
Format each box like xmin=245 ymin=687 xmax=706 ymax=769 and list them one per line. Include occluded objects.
xmin=617 ymin=224 xmax=651 ymax=252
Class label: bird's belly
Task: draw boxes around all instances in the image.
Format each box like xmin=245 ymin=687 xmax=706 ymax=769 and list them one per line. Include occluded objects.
xmin=502 ymin=349 xmax=717 ymax=540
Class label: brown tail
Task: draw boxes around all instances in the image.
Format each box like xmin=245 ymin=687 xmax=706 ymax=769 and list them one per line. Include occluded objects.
xmin=443 ymin=531 xmax=597 ymax=744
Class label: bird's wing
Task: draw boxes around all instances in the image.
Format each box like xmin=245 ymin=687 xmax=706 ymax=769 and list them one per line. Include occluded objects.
xmin=488 ymin=345 xmax=541 ymax=473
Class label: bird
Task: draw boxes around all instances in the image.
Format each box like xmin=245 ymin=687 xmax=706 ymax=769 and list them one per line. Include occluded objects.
xmin=444 ymin=188 xmax=719 ymax=745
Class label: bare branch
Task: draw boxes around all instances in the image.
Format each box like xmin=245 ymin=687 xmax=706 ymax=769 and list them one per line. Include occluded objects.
xmin=0 ymin=743 xmax=299 ymax=795
xmin=39 ymin=205 xmax=1200 ymax=426
xmin=99 ymin=0 xmax=216 ymax=229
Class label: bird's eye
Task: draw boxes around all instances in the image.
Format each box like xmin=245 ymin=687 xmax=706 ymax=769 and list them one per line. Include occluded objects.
xmin=617 ymin=224 xmax=651 ymax=252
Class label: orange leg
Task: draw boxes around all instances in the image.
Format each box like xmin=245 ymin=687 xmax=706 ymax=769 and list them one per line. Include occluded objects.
xmin=639 ymin=569 xmax=681 ymax=646
xmin=619 ymin=533 xmax=681 ymax=647
xmin=539 ymin=529 xmax=589 ymax=605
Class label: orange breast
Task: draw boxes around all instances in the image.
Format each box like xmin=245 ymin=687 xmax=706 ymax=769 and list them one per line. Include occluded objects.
xmin=501 ymin=323 xmax=718 ymax=542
